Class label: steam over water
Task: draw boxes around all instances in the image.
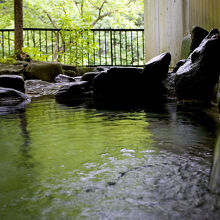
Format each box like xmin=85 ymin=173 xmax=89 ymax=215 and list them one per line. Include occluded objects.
xmin=0 ymin=98 xmax=220 ymax=219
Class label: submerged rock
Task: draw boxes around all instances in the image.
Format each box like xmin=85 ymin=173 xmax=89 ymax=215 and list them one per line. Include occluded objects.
xmin=175 ymin=29 xmax=220 ymax=102
xmin=0 ymin=75 xmax=25 ymax=93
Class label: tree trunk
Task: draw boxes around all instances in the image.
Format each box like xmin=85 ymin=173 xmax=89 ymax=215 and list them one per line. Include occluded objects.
xmin=14 ymin=0 xmax=23 ymax=56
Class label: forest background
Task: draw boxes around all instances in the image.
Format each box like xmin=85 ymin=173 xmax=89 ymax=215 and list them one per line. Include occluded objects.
xmin=0 ymin=0 xmax=144 ymax=65
xmin=0 ymin=0 xmax=144 ymax=29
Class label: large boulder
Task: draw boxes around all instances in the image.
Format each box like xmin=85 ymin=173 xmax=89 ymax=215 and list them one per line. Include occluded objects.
xmin=0 ymin=75 xmax=25 ymax=93
xmin=0 ymin=87 xmax=30 ymax=106
xmin=141 ymin=52 xmax=171 ymax=100
xmin=93 ymin=67 xmax=142 ymax=102
xmin=24 ymin=62 xmax=63 ymax=82
xmin=175 ymin=29 xmax=220 ymax=102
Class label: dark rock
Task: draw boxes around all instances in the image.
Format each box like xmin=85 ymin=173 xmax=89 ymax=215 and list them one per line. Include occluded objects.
xmin=81 ymin=72 xmax=101 ymax=87
xmin=55 ymin=81 xmax=91 ymax=103
xmin=0 ymin=75 xmax=25 ymax=93
xmin=175 ymin=29 xmax=220 ymax=102
xmin=173 ymin=59 xmax=187 ymax=73
xmin=141 ymin=52 xmax=171 ymax=100
xmin=93 ymin=67 xmax=142 ymax=102
xmin=166 ymin=72 xmax=176 ymax=98
xmin=0 ymin=87 xmax=30 ymax=106
xmin=54 ymin=74 xmax=76 ymax=83
xmin=190 ymin=26 xmax=209 ymax=53
xmin=24 ymin=62 xmax=63 ymax=82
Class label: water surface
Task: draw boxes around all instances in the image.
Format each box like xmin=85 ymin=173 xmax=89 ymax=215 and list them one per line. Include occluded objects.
xmin=0 ymin=98 xmax=220 ymax=219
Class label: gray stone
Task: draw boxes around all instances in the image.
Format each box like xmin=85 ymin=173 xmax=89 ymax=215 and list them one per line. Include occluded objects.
xmin=54 ymin=74 xmax=76 ymax=83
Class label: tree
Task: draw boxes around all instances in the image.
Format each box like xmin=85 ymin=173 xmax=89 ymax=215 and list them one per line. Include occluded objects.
xmin=14 ymin=0 xmax=23 ymax=57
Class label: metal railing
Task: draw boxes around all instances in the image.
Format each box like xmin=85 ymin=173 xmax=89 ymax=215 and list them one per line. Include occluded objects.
xmin=0 ymin=28 xmax=145 ymax=66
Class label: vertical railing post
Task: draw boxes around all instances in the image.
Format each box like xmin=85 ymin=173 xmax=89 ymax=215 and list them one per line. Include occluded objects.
xmin=110 ymin=29 xmax=113 ymax=66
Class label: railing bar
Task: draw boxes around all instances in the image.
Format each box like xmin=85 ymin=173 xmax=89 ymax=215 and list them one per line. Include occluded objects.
xmin=131 ymin=31 xmax=133 ymax=66
xmin=137 ymin=31 xmax=139 ymax=66
xmin=69 ymin=31 xmax=72 ymax=65
xmin=142 ymin=30 xmax=144 ymax=65
xmin=75 ymin=30 xmax=77 ymax=66
xmin=81 ymin=31 xmax=84 ymax=66
xmin=8 ymin=31 xmax=10 ymax=56
xmin=93 ymin=30 xmax=95 ymax=66
xmin=87 ymin=30 xmax=90 ymax=65
xmin=27 ymin=30 xmax=29 ymax=47
xmin=39 ymin=30 xmax=41 ymax=55
xmin=33 ymin=30 xmax=35 ymax=48
xmin=105 ymin=30 xmax=107 ymax=65
xmin=125 ymin=31 xmax=128 ymax=66
xmin=52 ymin=31 xmax=54 ymax=61
xmin=120 ymin=31 xmax=122 ymax=66
xmin=2 ymin=31 xmax=4 ymax=57
xmin=99 ymin=30 xmax=101 ymax=66
xmin=45 ymin=30 xmax=48 ymax=61
xmin=114 ymin=31 xmax=116 ymax=65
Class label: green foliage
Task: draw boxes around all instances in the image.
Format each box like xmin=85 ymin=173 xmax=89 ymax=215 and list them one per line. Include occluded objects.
xmin=22 ymin=47 xmax=48 ymax=61
xmin=0 ymin=0 xmax=144 ymax=65
xmin=0 ymin=57 xmax=17 ymax=64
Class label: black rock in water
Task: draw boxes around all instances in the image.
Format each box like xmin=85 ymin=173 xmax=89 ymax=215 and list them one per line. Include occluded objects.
xmin=55 ymin=81 xmax=91 ymax=103
xmin=93 ymin=67 xmax=142 ymax=102
xmin=81 ymin=72 xmax=101 ymax=87
xmin=141 ymin=52 xmax=171 ymax=100
xmin=175 ymin=29 xmax=220 ymax=102
xmin=0 ymin=75 xmax=25 ymax=93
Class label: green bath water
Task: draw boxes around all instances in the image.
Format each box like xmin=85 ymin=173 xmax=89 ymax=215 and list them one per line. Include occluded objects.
xmin=0 ymin=97 xmax=220 ymax=219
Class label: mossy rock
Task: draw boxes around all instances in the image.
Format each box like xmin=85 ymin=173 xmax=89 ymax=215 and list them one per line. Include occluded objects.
xmin=181 ymin=34 xmax=192 ymax=59
xmin=24 ymin=62 xmax=63 ymax=82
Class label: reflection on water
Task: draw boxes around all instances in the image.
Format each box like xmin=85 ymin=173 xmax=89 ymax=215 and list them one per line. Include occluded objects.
xmin=0 ymin=98 xmax=220 ymax=220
